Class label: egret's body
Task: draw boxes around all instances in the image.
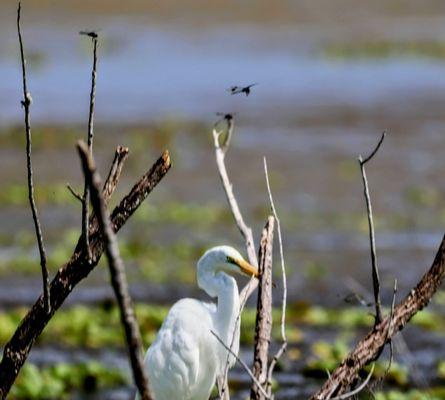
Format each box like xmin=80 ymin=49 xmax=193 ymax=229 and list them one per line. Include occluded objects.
xmin=139 ymin=246 xmax=257 ymax=400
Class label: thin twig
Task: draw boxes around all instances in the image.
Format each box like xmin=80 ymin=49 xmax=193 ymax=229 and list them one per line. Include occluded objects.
xmin=212 ymin=124 xmax=258 ymax=301
xmin=211 ymin=331 xmax=271 ymax=400
xmin=102 ymin=146 xmax=129 ymax=202
xmin=263 ymin=158 xmax=288 ymax=389
xmin=67 ymin=183 xmax=83 ymax=202
xmin=385 ymin=279 xmax=397 ymax=376
xmin=77 ymin=141 xmax=152 ymax=400
xmin=17 ymin=1 xmax=50 ymax=314
xmin=0 ymin=150 xmax=171 ymax=399
xmin=220 ymin=274 xmax=257 ymax=399
xmin=212 ymin=117 xmax=259 ymax=399
xmin=358 ymin=131 xmax=386 ymax=325
xmin=329 ymin=364 xmax=375 ymax=400
xmin=212 ymin=119 xmax=257 ymax=268
xmin=81 ymin=33 xmax=99 ymax=262
xmin=251 ymin=216 xmax=274 ymax=400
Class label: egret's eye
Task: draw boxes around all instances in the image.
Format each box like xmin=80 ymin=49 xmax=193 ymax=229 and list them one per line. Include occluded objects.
xmin=226 ymin=255 xmax=236 ymax=265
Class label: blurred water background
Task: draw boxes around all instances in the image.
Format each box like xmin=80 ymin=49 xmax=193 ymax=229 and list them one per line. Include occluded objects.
xmin=1 ymin=1 xmax=445 ymax=398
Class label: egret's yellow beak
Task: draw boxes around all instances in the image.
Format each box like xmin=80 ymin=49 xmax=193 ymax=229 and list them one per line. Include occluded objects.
xmin=229 ymin=256 xmax=259 ymax=278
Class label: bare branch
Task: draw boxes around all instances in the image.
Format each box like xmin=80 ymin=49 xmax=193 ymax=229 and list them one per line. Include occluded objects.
xmin=0 ymin=150 xmax=171 ymax=398
xmin=211 ymin=331 xmax=271 ymax=400
xmin=212 ymin=122 xmax=257 ymax=268
xmin=358 ymin=131 xmax=386 ymax=325
xmin=17 ymin=1 xmax=51 ymax=314
xmin=329 ymin=364 xmax=375 ymax=400
xmin=361 ymin=131 xmax=386 ymax=165
xmin=81 ymin=33 xmax=99 ymax=261
xmin=310 ymin=234 xmax=445 ymax=399
xmin=251 ymin=216 xmax=274 ymax=400
xmin=263 ymin=158 xmax=288 ymax=385
xmin=102 ymin=146 xmax=129 ymax=202
xmin=77 ymin=141 xmax=152 ymax=400
xmin=212 ymin=118 xmax=260 ymax=398
xmin=67 ymin=183 xmax=83 ymax=202
xmin=212 ymin=123 xmax=258 ymax=307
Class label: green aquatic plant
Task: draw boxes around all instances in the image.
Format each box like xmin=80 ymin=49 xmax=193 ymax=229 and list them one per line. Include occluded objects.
xmin=10 ymin=362 xmax=128 ymax=399
xmin=373 ymin=388 xmax=445 ymax=400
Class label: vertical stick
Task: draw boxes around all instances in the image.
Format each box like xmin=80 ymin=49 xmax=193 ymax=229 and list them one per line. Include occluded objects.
xmin=77 ymin=141 xmax=152 ymax=400
xmin=263 ymin=158 xmax=287 ymax=391
xmin=81 ymin=34 xmax=98 ymax=261
xmin=358 ymin=132 xmax=386 ymax=325
xmin=17 ymin=1 xmax=50 ymax=314
xmin=251 ymin=216 xmax=274 ymax=400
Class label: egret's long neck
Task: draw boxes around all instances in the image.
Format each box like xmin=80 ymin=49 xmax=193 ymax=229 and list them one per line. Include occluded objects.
xmin=197 ymin=253 xmax=241 ymax=346
xmin=215 ymin=274 xmax=240 ymax=343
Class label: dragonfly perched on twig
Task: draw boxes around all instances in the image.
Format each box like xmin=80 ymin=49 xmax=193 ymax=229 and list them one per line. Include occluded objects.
xmin=79 ymin=30 xmax=99 ymax=40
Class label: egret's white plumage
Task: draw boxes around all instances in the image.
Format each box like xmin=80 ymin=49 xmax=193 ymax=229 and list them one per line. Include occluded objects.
xmin=139 ymin=246 xmax=258 ymax=400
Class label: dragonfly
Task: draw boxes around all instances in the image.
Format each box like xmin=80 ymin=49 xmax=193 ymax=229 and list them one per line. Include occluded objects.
xmin=228 ymin=83 xmax=258 ymax=96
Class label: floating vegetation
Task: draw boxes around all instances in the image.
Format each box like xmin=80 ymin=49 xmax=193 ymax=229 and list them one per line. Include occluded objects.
xmin=10 ymin=362 xmax=128 ymax=399
xmin=0 ymin=184 xmax=77 ymax=207
xmin=373 ymin=388 xmax=445 ymax=400
xmin=304 ymin=339 xmax=349 ymax=375
xmin=0 ymin=304 xmax=442 ymax=352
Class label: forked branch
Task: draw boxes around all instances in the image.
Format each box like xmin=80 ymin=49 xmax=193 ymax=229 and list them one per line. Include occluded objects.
xmin=310 ymin=233 xmax=445 ymax=399
xmin=0 ymin=150 xmax=171 ymax=398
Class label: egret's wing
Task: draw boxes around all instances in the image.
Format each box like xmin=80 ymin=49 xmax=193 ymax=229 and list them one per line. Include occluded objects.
xmin=145 ymin=299 xmax=217 ymax=400
xmin=172 ymin=327 xmax=200 ymax=388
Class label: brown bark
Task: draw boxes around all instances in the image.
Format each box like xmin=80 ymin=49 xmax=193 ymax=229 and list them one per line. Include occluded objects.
xmin=0 ymin=150 xmax=171 ymax=399
xmin=78 ymin=141 xmax=152 ymax=399
xmin=310 ymin=234 xmax=445 ymax=399
xmin=251 ymin=216 xmax=274 ymax=400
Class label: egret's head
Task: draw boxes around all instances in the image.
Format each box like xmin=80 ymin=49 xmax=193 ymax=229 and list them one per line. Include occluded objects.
xmin=197 ymin=246 xmax=258 ymax=295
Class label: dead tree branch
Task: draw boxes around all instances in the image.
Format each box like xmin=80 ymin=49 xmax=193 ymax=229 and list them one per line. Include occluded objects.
xmin=102 ymin=146 xmax=129 ymax=201
xmin=310 ymin=233 xmax=445 ymax=399
xmin=358 ymin=131 xmax=386 ymax=325
xmin=251 ymin=216 xmax=274 ymax=400
xmin=81 ymin=32 xmax=99 ymax=261
xmin=329 ymin=364 xmax=375 ymax=400
xmin=213 ymin=117 xmax=259 ymax=399
xmin=211 ymin=331 xmax=271 ymax=400
xmin=263 ymin=158 xmax=288 ymax=386
xmin=17 ymin=1 xmax=51 ymax=314
xmin=0 ymin=150 xmax=171 ymax=399
xmin=77 ymin=142 xmax=152 ymax=400
xmin=212 ymin=119 xmax=258 ymax=269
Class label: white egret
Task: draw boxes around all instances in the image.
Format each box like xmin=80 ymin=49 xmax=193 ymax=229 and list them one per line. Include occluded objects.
xmin=139 ymin=246 xmax=258 ymax=400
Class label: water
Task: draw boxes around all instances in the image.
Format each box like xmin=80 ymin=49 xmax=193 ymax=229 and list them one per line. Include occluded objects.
xmin=1 ymin=1 xmax=445 ymax=398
